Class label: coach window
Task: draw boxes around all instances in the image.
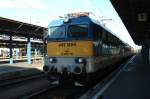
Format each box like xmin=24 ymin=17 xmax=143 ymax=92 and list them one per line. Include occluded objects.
xmin=68 ymin=24 xmax=88 ymax=38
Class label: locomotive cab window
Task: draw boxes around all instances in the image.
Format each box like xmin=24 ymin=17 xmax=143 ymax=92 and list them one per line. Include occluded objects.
xmin=68 ymin=24 xmax=88 ymax=38
xmin=48 ymin=26 xmax=66 ymax=39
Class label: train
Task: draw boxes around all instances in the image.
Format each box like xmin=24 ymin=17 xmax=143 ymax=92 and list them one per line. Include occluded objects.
xmin=43 ymin=12 xmax=132 ymax=85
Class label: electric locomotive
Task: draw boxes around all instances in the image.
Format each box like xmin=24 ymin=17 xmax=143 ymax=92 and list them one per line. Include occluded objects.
xmin=43 ymin=12 xmax=131 ymax=85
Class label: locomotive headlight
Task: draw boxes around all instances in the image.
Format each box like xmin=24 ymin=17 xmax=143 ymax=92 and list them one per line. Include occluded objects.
xmin=49 ymin=57 xmax=57 ymax=63
xmin=78 ymin=58 xmax=83 ymax=63
xmin=75 ymin=58 xmax=86 ymax=64
xmin=49 ymin=58 xmax=53 ymax=62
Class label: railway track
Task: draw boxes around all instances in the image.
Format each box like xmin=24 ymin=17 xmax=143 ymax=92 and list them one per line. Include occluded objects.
xmin=0 ymin=73 xmax=50 ymax=99
xmin=22 ymin=84 xmax=59 ymax=99
xmin=0 ymin=56 xmax=132 ymax=99
xmin=23 ymin=84 xmax=88 ymax=99
xmin=0 ymin=73 xmax=45 ymax=87
xmin=22 ymin=56 xmax=132 ymax=99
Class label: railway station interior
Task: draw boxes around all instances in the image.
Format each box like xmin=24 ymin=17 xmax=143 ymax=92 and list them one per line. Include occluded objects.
xmin=0 ymin=0 xmax=149 ymax=99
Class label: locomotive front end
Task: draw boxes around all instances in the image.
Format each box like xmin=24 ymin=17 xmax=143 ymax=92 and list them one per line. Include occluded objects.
xmin=43 ymin=14 xmax=94 ymax=84
xmin=44 ymin=41 xmax=93 ymax=75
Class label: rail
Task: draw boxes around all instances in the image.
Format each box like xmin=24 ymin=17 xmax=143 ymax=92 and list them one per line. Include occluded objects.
xmin=0 ymin=73 xmax=45 ymax=87
xmin=23 ymin=85 xmax=58 ymax=99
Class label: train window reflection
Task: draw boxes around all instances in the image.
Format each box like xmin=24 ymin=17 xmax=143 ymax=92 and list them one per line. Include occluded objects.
xmin=68 ymin=25 xmax=88 ymax=38
xmin=49 ymin=26 xmax=65 ymax=38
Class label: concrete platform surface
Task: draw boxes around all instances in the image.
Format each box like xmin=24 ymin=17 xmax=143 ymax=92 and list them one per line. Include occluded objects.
xmin=0 ymin=62 xmax=43 ymax=81
xmin=0 ymin=62 xmax=43 ymax=70
xmin=103 ymin=54 xmax=150 ymax=99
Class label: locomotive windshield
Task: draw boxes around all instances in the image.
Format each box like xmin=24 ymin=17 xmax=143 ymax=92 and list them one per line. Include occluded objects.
xmin=48 ymin=26 xmax=65 ymax=38
xmin=48 ymin=24 xmax=89 ymax=40
xmin=68 ymin=24 xmax=88 ymax=38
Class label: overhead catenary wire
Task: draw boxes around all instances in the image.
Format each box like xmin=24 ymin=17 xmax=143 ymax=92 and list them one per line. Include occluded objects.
xmin=87 ymin=0 xmax=104 ymax=18
xmin=87 ymin=0 xmax=111 ymax=26
xmin=10 ymin=0 xmax=57 ymax=19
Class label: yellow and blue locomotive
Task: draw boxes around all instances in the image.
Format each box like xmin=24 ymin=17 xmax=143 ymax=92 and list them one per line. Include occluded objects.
xmin=43 ymin=12 xmax=131 ymax=85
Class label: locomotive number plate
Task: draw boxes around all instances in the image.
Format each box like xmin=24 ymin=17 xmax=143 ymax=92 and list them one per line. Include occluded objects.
xmin=58 ymin=42 xmax=76 ymax=47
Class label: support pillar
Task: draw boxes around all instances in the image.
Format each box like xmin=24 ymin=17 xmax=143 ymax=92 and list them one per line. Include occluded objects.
xmin=34 ymin=48 xmax=37 ymax=63
xmin=43 ymin=39 xmax=46 ymax=57
xmin=27 ymin=37 xmax=31 ymax=64
xmin=9 ymin=35 xmax=13 ymax=64
xmin=16 ymin=48 xmax=19 ymax=60
xmin=34 ymin=48 xmax=37 ymax=56
xmin=142 ymin=46 xmax=150 ymax=62
xmin=149 ymin=48 xmax=150 ymax=62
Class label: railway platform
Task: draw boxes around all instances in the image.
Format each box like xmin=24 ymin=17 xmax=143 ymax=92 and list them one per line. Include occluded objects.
xmin=0 ymin=62 xmax=43 ymax=81
xmin=98 ymin=54 xmax=150 ymax=99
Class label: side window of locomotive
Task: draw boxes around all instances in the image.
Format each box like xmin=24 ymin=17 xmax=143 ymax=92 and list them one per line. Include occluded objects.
xmin=101 ymin=30 xmax=109 ymax=56
xmin=68 ymin=25 xmax=88 ymax=38
xmin=93 ymin=26 xmax=98 ymax=40
xmin=102 ymin=30 xmax=106 ymax=41
xmin=93 ymin=25 xmax=102 ymax=40
xmin=93 ymin=25 xmax=103 ymax=56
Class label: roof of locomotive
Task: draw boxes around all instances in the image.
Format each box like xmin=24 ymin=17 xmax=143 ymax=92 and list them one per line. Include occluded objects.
xmin=48 ymin=12 xmax=125 ymax=45
xmin=48 ymin=13 xmax=116 ymax=36
xmin=48 ymin=16 xmax=91 ymax=27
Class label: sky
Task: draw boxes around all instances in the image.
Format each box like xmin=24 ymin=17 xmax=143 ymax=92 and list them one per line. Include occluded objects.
xmin=0 ymin=0 xmax=140 ymax=49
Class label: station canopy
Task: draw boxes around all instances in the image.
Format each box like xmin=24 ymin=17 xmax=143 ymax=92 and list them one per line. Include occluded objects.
xmin=0 ymin=17 xmax=47 ymax=47
xmin=111 ymin=0 xmax=149 ymax=46
xmin=0 ymin=17 xmax=47 ymax=38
